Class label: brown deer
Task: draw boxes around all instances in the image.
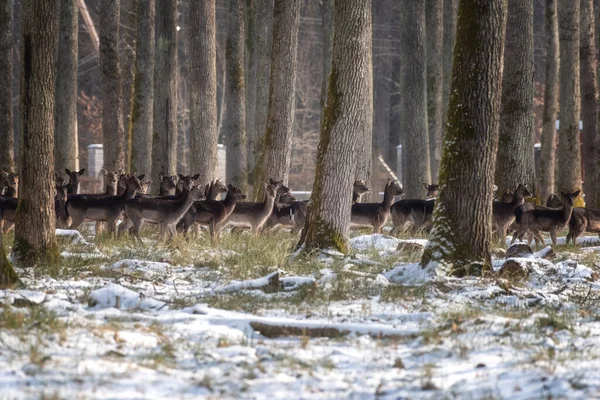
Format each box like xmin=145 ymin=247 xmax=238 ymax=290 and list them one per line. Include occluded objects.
xmin=351 ymin=179 xmax=405 ymax=233
xmin=158 ymin=174 xmax=178 ymax=196
xmin=65 ymin=168 xmax=85 ymax=194
xmin=511 ymin=190 xmax=581 ymax=247
xmin=101 ymin=169 xmax=122 ymax=196
xmin=66 ymin=175 xmax=144 ymax=236
xmin=0 ymin=172 xmax=18 ymax=198
xmin=352 ymin=180 xmax=370 ymax=203
xmin=566 ymin=206 xmax=600 ymax=245
xmin=492 ymin=184 xmax=532 ymax=243
xmin=389 ymin=182 xmax=441 ymax=236
xmin=224 ymin=181 xmax=281 ymax=235
xmin=423 ymin=183 xmax=439 ymax=199
xmin=120 ymin=182 xmax=205 ymax=242
xmin=0 ymin=171 xmax=7 ymax=196
xmin=55 ymin=183 xmax=71 ymax=228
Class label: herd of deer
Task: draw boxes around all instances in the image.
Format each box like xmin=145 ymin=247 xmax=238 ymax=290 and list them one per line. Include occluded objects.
xmin=0 ymin=168 xmax=595 ymax=249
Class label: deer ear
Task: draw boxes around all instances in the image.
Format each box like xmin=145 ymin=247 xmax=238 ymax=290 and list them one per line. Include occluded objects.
xmin=158 ymin=174 xmax=164 ymax=180
xmin=78 ymin=169 xmax=86 ymax=175
xmin=192 ymin=174 xmax=200 ymax=180
xmin=65 ymin=169 xmax=72 ymax=175
xmin=178 ymin=174 xmax=185 ymax=180
xmin=573 ymin=190 xmax=581 ymax=197
xmin=423 ymin=182 xmax=429 ymax=189
xmin=101 ymin=168 xmax=107 ymax=176
xmin=137 ymin=174 xmax=145 ymax=180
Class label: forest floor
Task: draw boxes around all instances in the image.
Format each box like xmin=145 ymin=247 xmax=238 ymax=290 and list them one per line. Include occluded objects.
xmin=1 ymin=226 xmax=600 ymax=399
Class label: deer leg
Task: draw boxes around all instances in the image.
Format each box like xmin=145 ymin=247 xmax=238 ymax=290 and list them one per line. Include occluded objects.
xmin=69 ymin=214 xmax=85 ymax=230
xmin=95 ymin=221 xmax=104 ymax=236
xmin=550 ymin=229 xmax=557 ymax=247
xmin=118 ymin=218 xmax=134 ymax=237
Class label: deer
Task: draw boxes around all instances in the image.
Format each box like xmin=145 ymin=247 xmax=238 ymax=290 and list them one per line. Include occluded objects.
xmin=101 ymin=168 xmax=123 ymax=196
xmin=65 ymin=168 xmax=85 ymax=194
xmin=66 ymin=175 xmax=143 ymax=236
xmin=120 ymin=181 xmax=206 ymax=242
xmin=175 ymin=174 xmax=200 ymax=196
xmin=566 ymin=206 xmax=600 ymax=245
xmin=491 ymin=184 xmax=532 ymax=243
xmin=0 ymin=172 xmax=18 ymax=198
xmin=158 ymin=174 xmax=178 ymax=196
xmin=55 ymin=183 xmax=71 ymax=228
xmin=389 ymin=182 xmax=441 ymax=236
xmin=511 ymin=190 xmax=581 ymax=247
xmin=260 ymin=191 xmax=298 ymax=234
xmin=0 ymin=171 xmax=7 ymax=196
xmin=223 ymin=181 xmax=281 ymax=235
xmin=351 ymin=179 xmax=405 ymax=233
xmin=352 ymin=180 xmax=370 ymax=203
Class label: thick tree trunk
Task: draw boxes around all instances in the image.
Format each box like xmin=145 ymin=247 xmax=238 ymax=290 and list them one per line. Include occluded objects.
xmin=99 ymin=0 xmax=125 ymax=172
xmin=130 ymin=0 xmax=155 ymax=176
xmin=189 ymin=0 xmax=217 ymax=187
xmin=151 ymin=0 xmax=178 ymax=192
xmin=421 ymin=0 xmax=507 ymax=275
xmin=580 ymin=0 xmax=599 ymax=207
xmin=495 ymin=0 xmax=535 ymax=194
xmin=0 ymin=0 xmax=14 ymax=171
xmin=13 ymin=0 xmax=59 ymax=264
xmin=539 ymin=0 xmax=559 ymax=204
xmin=301 ymin=0 xmax=372 ymax=253
xmin=54 ymin=0 xmax=78 ymax=172
xmin=442 ymin=0 xmax=458 ymax=127
xmin=224 ymin=0 xmax=247 ymax=190
xmin=252 ymin=0 xmax=274 ymax=192
xmin=401 ymin=0 xmax=431 ymax=199
xmin=426 ymin=0 xmax=444 ymax=183
xmin=254 ymin=0 xmax=300 ymax=197
xmin=557 ymin=0 xmax=582 ymax=193
xmin=372 ymin=0 xmax=392 ymax=195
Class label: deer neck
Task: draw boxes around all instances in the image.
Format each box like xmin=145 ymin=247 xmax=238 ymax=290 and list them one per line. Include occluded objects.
xmin=562 ymin=202 xmax=574 ymax=222
xmin=382 ymin=186 xmax=395 ymax=210
xmin=105 ymin=185 xmax=117 ymax=196
xmin=6 ymin=187 xmax=17 ymax=198
xmin=223 ymin=192 xmax=240 ymax=210
xmin=122 ymin=185 xmax=139 ymax=200
xmin=68 ymin=182 xmax=79 ymax=194
xmin=262 ymin=194 xmax=276 ymax=216
xmin=208 ymin=187 xmax=222 ymax=201
xmin=511 ymin=192 xmax=525 ymax=208
xmin=159 ymin=186 xmax=175 ymax=196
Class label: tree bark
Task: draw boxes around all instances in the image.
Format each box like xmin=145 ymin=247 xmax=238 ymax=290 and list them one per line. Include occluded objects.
xmin=301 ymin=0 xmax=372 ymax=253
xmin=442 ymin=0 xmax=458 ymax=128
xmin=151 ymin=0 xmax=178 ymax=192
xmin=421 ymin=0 xmax=507 ymax=275
xmin=0 ymin=0 xmax=14 ymax=171
xmin=130 ymin=0 xmax=155 ymax=176
xmin=13 ymin=0 xmax=59 ymax=264
xmin=400 ymin=0 xmax=431 ymax=199
xmin=254 ymin=0 xmax=300 ymax=197
xmin=54 ymin=0 xmax=78 ymax=172
xmin=251 ymin=0 xmax=274 ymax=192
xmin=580 ymin=0 xmax=599 ymax=207
xmin=495 ymin=0 xmax=535 ymax=194
xmin=539 ymin=0 xmax=559 ymax=205
xmin=189 ymin=0 xmax=217 ymax=187
xmin=320 ymin=0 xmax=333 ymax=108
xmin=245 ymin=0 xmax=257 ymax=175
xmin=99 ymin=0 xmax=125 ymax=172
xmin=426 ymin=0 xmax=444 ymax=183
xmin=557 ymin=0 xmax=582 ymax=193
xmin=224 ymin=0 xmax=247 ymax=190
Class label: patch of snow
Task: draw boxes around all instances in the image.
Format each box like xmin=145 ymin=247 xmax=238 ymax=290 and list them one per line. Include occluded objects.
xmin=384 ymin=262 xmax=433 ymax=285
xmin=88 ymin=283 xmax=167 ymax=311
xmin=55 ymin=229 xmax=90 ymax=245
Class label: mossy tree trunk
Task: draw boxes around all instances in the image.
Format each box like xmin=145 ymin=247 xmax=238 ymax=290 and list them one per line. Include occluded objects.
xmin=151 ymin=0 xmax=178 ymax=192
xmin=13 ymin=0 xmax=59 ymax=265
xmin=251 ymin=0 xmax=274 ymax=195
xmin=0 ymin=0 xmax=14 ymax=172
xmin=100 ymin=0 xmax=125 ymax=172
xmin=320 ymin=0 xmax=333 ymax=108
xmin=400 ymin=0 xmax=431 ymax=198
xmin=224 ymin=0 xmax=247 ymax=190
xmin=495 ymin=0 xmax=535 ymax=194
xmin=245 ymin=0 xmax=257 ymax=176
xmin=426 ymin=0 xmax=444 ymax=183
xmin=420 ymin=0 xmax=507 ymax=276
xmin=442 ymin=0 xmax=458 ymax=129
xmin=130 ymin=0 xmax=155 ymax=176
xmin=538 ymin=0 xmax=559 ymax=205
xmin=253 ymin=0 xmax=300 ymax=197
xmin=0 ymin=230 xmax=19 ymax=287
xmin=301 ymin=0 xmax=372 ymax=254
xmin=189 ymin=0 xmax=217 ymax=188
xmin=557 ymin=0 xmax=582 ymax=193
xmin=54 ymin=0 xmax=78 ymax=173
xmin=580 ymin=0 xmax=599 ymax=207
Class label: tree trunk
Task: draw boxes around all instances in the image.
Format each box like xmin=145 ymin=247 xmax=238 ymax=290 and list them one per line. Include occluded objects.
xmin=13 ymin=0 xmax=59 ymax=264
xmin=224 ymin=0 xmax=247 ymax=190
xmin=580 ymin=0 xmax=599 ymax=207
xmin=400 ymin=0 xmax=431 ymax=199
xmin=254 ymin=0 xmax=300 ymax=197
xmin=557 ymin=0 xmax=582 ymax=193
xmin=130 ymin=0 xmax=155 ymax=176
xmin=421 ymin=0 xmax=507 ymax=275
xmin=495 ymin=0 xmax=535 ymax=194
xmin=538 ymin=0 xmax=559 ymax=204
xmin=189 ymin=0 xmax=217 ymax=187
xmin=301 ymin=0 xmax=372 ymax=253
xmin=0 ymin=0 xmax=14 ymax=171
xmin=99 ymin=0 xmax=125 ymax=172
xmin=426 ymin=0 xmax=444 ymax=183
xmin=151 ymin=0 xmax=178 ymax=192
xmin=320 ymin=0 xmax=333 ymax=108
xmin=252 ymin=0 xmax=274 ymax=193
xmin=245 ymin=0 xmax=257 ymax=175
xmin=54 ymin=0 xmax=78 ymax=173
xmin=442 ymin=0 xmax=458 ymax=128
xmin=0 ymin=229 xmax=19 ymax=287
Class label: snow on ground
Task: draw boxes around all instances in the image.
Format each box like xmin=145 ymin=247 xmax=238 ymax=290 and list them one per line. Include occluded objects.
xmin=1 ymin=232 xmax=600 ymax=399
